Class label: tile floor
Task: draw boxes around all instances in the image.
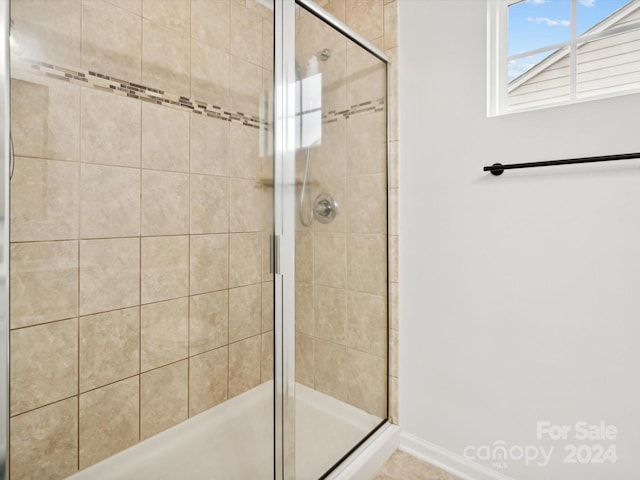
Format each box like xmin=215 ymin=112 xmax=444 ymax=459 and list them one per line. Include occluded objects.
xmin=373 ymin=450 xmax=460 ymax=480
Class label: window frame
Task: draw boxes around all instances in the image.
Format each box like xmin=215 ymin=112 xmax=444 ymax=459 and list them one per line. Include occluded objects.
xmin=488 ymin=0 xmax=640 ymax=116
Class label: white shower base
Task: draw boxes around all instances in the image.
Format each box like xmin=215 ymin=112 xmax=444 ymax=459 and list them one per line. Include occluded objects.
xmin=69 ymin=382 xmax=382 ymax=480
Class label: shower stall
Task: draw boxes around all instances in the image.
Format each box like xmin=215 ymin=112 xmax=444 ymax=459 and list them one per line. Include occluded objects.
xmin=0 ymin=0 xmax=390 ymax=478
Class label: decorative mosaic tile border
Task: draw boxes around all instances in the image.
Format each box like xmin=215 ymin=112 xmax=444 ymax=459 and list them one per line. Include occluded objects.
xmin=14 ymin=59 xmax=385 ymax=128
xmin=322 ymin=99 xmax=385 ymax=123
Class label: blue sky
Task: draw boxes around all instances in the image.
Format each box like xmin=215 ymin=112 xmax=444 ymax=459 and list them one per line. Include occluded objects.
xmin=507 ymin=0 xmax=632 ymax=81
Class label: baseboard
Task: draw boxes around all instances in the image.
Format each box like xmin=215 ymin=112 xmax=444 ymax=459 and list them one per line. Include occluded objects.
xmin=399 ymin=432 xmax=516 ymax=480
xmin=330 ymin=423 xmax=400 ymax=480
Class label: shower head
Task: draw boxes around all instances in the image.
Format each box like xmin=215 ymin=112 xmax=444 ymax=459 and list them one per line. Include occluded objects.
xmin=295 ymin=49 xmax=331 ymax=80
xmin=316 ymin=49 xmax=331 ymax=61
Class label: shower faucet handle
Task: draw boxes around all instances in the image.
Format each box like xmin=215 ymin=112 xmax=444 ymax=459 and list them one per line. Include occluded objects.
xmin=313 ymin=193 xmax=338 ymax=224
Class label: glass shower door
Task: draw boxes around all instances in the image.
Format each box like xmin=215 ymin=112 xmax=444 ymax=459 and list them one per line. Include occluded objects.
xmin=282 ymin=1 xmax=389 ymax=478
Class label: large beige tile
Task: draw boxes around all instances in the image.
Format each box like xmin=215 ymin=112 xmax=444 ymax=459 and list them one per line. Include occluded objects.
xmin=230 ymin=1 xmax=262 ymax=65
xmin=389 ymin=187 xmax=398 ymax=236
xmin=79 ymin=377 xmax=139 ymax=469
xmin=347 ymin=111 xmax=386 ymax=175
xmin=80 ymin=307 xmax=140 ymax=392
xmin=347 ymin=234 xmax=387 ymax=296
xmin=11 ymin=77 xmax=80 ymax=162
xmin=190 ymin=109 xmax=229 ymax=176
xmin=229 ymin=179 xmax=263 ymax=232
xmin=295 ymin=282 xmax=314 ymax=336
xmin=10 ymin=241 xmax=78 ymax=328
xmin=190 ymin=234 xmax=229 ymax=295
xmin=261 ymin=331 xmax=273 ymax=383
xmin=142 ymin=19 xmax=190 ymax=94
xmin=295 ymin=9 xmax=315 ymax=62
xmin=246 ymin=0 xmax=272 ymax=19
xmin=295 ymin=231 xmax=313 ymax=283
xmin=191 ymin=39 xmax=230 ymax=107
xmin=295 ymin=333 xmax=314 ymax=388
xmin=190 ymin=291 xmax=228 ymax=355
xmin=143 ymin=0 xmax=190 ymax=35
xmin=10 ymin=157 xmax=79 ymax=242
xmin=314 ymin=285 xmax=346 ymax=344
xmin=318 ymin=47 xmax=347 ymax=114
xmin=262 ymin=281 xmax=274 ymax=333
xmin=388 ymin=141 xmax=398 ymax=188
xmin=262 ymin=17 xmax=274 ymax=71
xmin=191 ymin=0 xmax=230 ymax=52
xmin=229 ymin=232 xmax=262 ymax=287
xmin=324 ymin=0 xmax=345 ymax=23
xmin=190 ymin=174 xmax=229 ymax=234
xmin=262 ymin=232 xmax=273 ymax=282
xmin=389 ymin=234 xmax=399 ymax=283
xmin=105 ymin=0 xmax=142 ymax=14
xmin=79 ymin=238 xmax=140 ymax=316
xmin=229 ymin=284 xmax=261 ymax=342
xmin=347 ymin=291 xmax=387 ymax=357
xmin=141 ymin=102 xmax=190 ymax=172
xmin=10 ymin=319 xmax=78 ymax=415
xmin=386 ymin=47 xmax=398 ymax=96
xmin=11 ymin=0 xmax=80 ymax=68
xmin=314 ymin=339 xmax=347 ymax=402
xmin=229 ymin=122 xmax=260 ymax=179
xmin=141 ymin=298 xmax=189 ymax=371
xmin=10 ymin=397 xmax=78 ymax=480
xmin=230 ymin=56 xmax=263 ymax=118
xmin=390 ymin=282 xmax=399 ymax=331
xmin=347 ymin=348 xmax=387 ymax=418
xmin=141 ymin=235 xmax=189 ymax=303
xmin=388 ymin=94 xmax=398 ymax=142
xmin=80 ymin=163 xmax=141 ymax=238
xmin=82 ymin=0 xmax=142 ymax=83
xmin=374 ymin=450 xmax=462 ymax=480
xmin=141 ymin=170 xmax=189 ymax=235
xmin=347 ymin=174 xmax=386 ymax=234
xmin=313 ymin=232 xmax=346 ymax=289
xmin=389 ymin=375 xmax=399 ymax=425
xmin=81 ymin=87 xmax=141 ymax=168
xmin=229 ymin=335 xmax=261 ymax=397
xmin=390 ymin=328 xmax=399 ymax=378
xmin=189 ymin=346 xmax=228 ymax=416
xmin=141 ymin=360 xmax=188 ymax=439
xmin=346 ymin=0 xmax=383 ymax=42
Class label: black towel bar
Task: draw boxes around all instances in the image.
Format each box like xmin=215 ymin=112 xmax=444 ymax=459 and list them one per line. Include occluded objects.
xmin=484 ymin=153 xmax=640 ymax=176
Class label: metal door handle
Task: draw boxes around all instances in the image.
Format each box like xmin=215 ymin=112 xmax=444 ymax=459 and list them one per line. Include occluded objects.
xmin=9 ymin=133 xmax=13 ymax=180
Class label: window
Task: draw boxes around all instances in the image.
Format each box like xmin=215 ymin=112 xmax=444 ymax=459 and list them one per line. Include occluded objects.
xmin=488 ymin=0 xmax=640 ymax=115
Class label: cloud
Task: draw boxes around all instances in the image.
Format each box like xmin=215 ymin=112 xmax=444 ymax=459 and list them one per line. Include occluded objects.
xmin=579 ymin=0 xmax=596 ymax=6
xmin=527 ymin=16 xmax=571 ymax=26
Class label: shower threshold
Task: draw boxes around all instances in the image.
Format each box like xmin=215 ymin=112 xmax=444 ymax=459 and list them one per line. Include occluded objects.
xmin=68 ymin=382 xmax=381 ymax=480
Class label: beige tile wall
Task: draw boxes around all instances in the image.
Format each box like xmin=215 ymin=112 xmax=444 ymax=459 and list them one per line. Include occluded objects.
xmin=9 ymin=0 xmax=274 ymax=478
xmin=8 ymin=0 xmax=399 ymax=478
xmin=293 ymin=0 xmax=399 ymax=424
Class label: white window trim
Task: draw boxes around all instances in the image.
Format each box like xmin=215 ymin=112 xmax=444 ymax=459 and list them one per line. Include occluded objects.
xmin=487 ymin=0 xmax=640 ymax=116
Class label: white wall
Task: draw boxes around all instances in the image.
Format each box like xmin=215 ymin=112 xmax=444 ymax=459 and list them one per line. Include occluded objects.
xmin=398 ymin=2 xmax=640 ymax=480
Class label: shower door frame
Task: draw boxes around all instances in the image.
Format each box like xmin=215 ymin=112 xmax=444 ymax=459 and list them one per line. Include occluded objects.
xmin=0 ymin=0 xmax=391 ymax=477
xmin=0 ymin=0 xmax=9 ymax=478
xmin=273 ymin=1 xmax=390 ymax=479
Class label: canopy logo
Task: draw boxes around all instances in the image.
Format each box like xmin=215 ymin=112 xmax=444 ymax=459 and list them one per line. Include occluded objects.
xmin=462 ymin=441 xmax=553 ymax=469
xmin=463 ymin=421 xmax=618 ymax=470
